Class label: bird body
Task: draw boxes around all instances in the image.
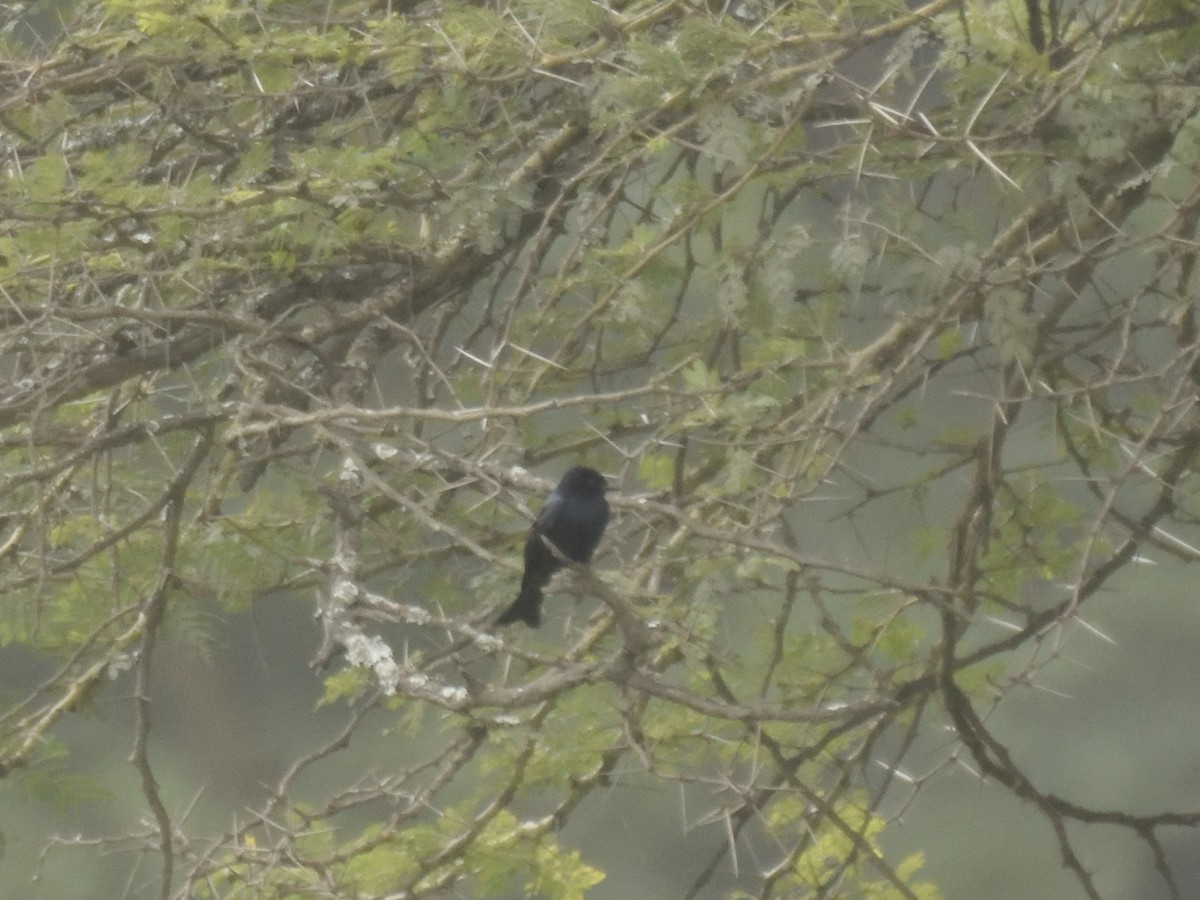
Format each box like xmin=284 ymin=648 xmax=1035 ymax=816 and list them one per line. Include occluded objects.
xmin=495 ymin=466 xmax=610 ymax=628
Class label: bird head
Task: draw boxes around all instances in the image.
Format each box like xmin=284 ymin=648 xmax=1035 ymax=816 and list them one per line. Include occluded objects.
xmin=558 ymin=466 xmax=610 ymax=496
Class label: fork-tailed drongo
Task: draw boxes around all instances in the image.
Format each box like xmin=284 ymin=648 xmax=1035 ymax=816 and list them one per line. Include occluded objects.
xmin=495 ymin=466 xmax=610 ymax=628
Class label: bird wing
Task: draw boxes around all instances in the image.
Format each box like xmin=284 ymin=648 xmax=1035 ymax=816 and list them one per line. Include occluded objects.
xmin=533 ymin=488 xmax=564 ymax=533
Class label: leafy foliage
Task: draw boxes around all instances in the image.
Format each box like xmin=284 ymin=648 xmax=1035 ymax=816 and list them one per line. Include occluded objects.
xmin=1 ymin=0 xmax=1200 ymax=898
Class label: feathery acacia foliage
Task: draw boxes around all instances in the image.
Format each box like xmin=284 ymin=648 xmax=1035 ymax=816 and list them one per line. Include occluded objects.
xmin=2 ymin=0 xmax=1200 ymax=897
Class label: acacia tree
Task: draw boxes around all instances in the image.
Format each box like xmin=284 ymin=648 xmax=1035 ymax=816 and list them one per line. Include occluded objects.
xmin=2 ymin=0 xmax=1199 ymax=897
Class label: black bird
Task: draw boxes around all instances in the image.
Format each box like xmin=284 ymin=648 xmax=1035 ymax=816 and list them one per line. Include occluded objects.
xmin=495 ymin=466 xmax=610 ymax=628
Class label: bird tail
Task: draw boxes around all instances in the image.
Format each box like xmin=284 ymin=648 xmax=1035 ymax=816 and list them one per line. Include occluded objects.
xmin=494 ymin=584 xmax=543 ymax=628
